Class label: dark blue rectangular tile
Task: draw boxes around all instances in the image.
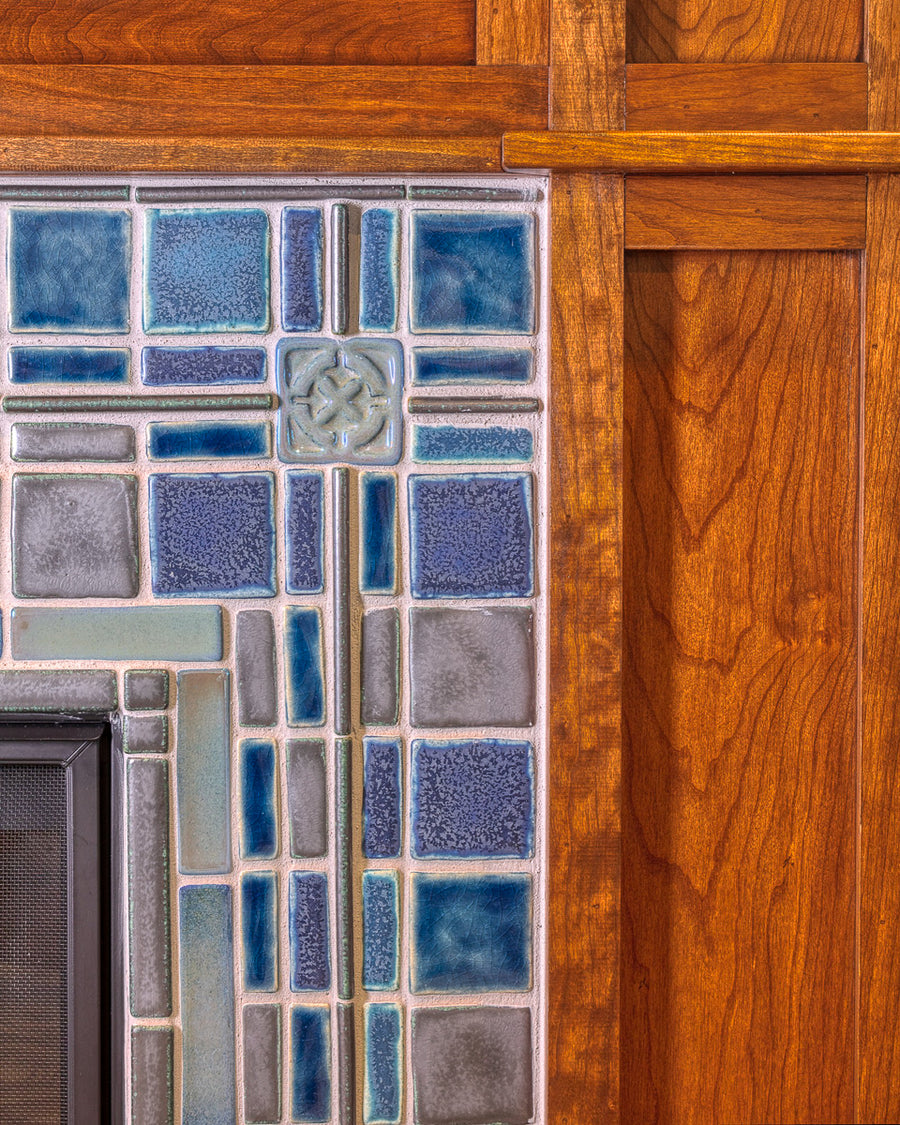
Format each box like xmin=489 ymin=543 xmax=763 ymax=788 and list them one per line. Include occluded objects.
xmin=291 ymin=1007 xmax=331 ymax=1122
xmin=411 ymin=347 xmax=532 ymax=385
xmin=360 ymin=473 xmax=397 ymax=594
xmin=241 ymin=871 xmax=279 ymax=992
xmin=147 ymin=421 xmax=271 ymax=460
xmin=359 ymin=209 xmax=399 ymax=332
xmin=412 ymin=424 xmax=533 ymax=463
xmin=239 ymin=739 xmax=278 ymax=860
xmin=289 ymin=871 xmax=330 ymax=991
xmin=282 ymin=208 xmax=324 ymax=331
xmin=142 ymin=346 xmax=266 ymax=386
xmin=286 ymin=471 xmax=324 ymax=593
xmin=362 ymin=871 xmax=399 ymax=991
xmin=284 ymin=608 xmax=325 ymax=726
xmin=364 ymin=1004 xmax=402 ymax=1125
xmin=9 ymin=346 xmax=130 ymax=384
xmin=363 ymin=739 xmax=401 ymax=859
xmin=176 ymin=670 xmax=231 ymax=875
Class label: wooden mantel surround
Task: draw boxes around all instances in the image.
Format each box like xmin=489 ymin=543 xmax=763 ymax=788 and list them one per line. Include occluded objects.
xmin=5 ymin=0 xmax=900 ymax=1123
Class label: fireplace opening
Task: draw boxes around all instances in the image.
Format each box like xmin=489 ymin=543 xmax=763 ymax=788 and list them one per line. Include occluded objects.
xmin=0 ymin=719 xmax=123 ymax=1124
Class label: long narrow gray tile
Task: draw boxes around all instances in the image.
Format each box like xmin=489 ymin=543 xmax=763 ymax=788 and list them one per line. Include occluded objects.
xmin=137 ymin=185 xmax=405 ymax=203
xmin=287 ymin=740 xmax=327 ymax=858
xmin=332 ymin=203 xmax=350 ymax=335
xmin=407 ymin=396 xmax=541 ymax=415
xmin=3 ymin=392 xmax=276 ymax=413
xmin=11 ymin=422 xmax=135 ymax=462
xmin=236 ymin=610 xmax=277 ymax=727
xmin=408 ymin=185 xmax=535 ymax=201
xmin=333 ymin=466 xmax=351 ymax=737
xmin=361 ymin=608 xmax=399 ymax=726
xmin=0 ymin=185 xmax=130 ymax=201
xmin=0 ymin=670 xmax=116 ymax=711
xmin=131 ymin=1026 xmax=173 ymax=1125
xmin=335 ymin=737 xmax=354 ymax=1002
xmin=127 ymin=760 xmax=171 ymax=1017
xmin=176 ymin=671 xmax=231 ymax=874
xmin=243 ymin=1005 xmax=281 ymax=1124
xmin=337 ymin=1002 xmax=356 ymax=1125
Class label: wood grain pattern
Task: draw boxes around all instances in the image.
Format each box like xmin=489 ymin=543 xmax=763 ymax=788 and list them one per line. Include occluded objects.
xmin=626 ymin=175 xmax=867 ymax=249
xmin=625 ymin=63 xmax=867 ymax=130
xmin=549 ymin=171 xmax=623 ymax=1125
xmin=627 ymin=0 xmax=863 ymax=63
xmin=0 ymin=0 xmax=475 ymax=65
xmin=476 ymin=0 xmax=548 ymax=64
xmin=503 ymin=130 xmax=900 ymax=172
xmin=550 ymin=0 xmax=625 ymax=129
xmin=0 ymin=64 xmax=546 ymax=137
xmin=622 ymin=250 xmax=859 ymax=1125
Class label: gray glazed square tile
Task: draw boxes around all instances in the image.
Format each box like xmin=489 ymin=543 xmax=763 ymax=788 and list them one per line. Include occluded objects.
xmin=124 ymin=669 xmax=170 ymax=712
xmin=123 ymin=714 xmax=169 ymax=755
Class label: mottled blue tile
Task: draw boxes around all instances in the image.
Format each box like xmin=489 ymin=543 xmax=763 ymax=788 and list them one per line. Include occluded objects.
xmin=360 ymin=473 xmax=397 ymax=594
xmin=408 ymin=473 xmax=534 ymax=598
xmin=281 ymin=208 xmax=324 ymax=331
xmin=413 ymin=425 xmax=533 ymax=463
xmin=363 ymin=871 xmax=399 ymax=991
xmin=411 ymin=873 xmax=531 ymax=993
xmin=144 ymin=208 xmax=270 ymax=333
xmin=9 ymin=209 xmax=131 ymax=332
xmin=410 ymin=211 xmax=534 ymax=334
xmin=179 ymin=884 xmax=236 ymax=1125
xmin=284 ymin=608 xmax=325 ymax=726
xmin=363 ymin=739 xmax=401 ymax=859
xmin=142 ymin=346 xmax=266 ymax=386
xmin=411 ymin=347 xmax=532 ymax=385
xmin=11 ymin=606 xmax=222 ymax=661
xmin=289 ymin=872 xmax=330 ymax=991
xmin=365 ymin=1004 xmax=402 ymax=1125
xmin=147 ymin=421 xmax=271 ymax=460
xmin=9 ymin=346 xmax=130 ymax=384
xmin=239 ymin=739 xmax=278 ymax=860
xmin=286 ymin=472 xmax=324 ymax=594
xmin=360 ymin=209 xmax=399 ymax=332
xmin=411 ymin=739 xmax=534 ymax=858
xmin=291 ymin=1007 xmax=331 ymax=1123
xmin=149 ymin=473 xmax=276 ymax=597
xmin=241 ymin=871 xmax=278 ymax=992
xmin=176 ymin=670 xmax=231 ymax=875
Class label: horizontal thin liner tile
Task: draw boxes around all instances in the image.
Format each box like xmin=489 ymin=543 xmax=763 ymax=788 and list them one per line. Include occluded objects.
xmin=3 ymin=392 xmax=276 ymax=413
xmin=408 ymin=186 xmax=535 ymax=201
xmin=0 ymin=185 xmax=130 ymax=201
xmin=0 ymin=670 xmax=116 ymax=711
xmin=137 ymin=185 xmax=405 ymax=203
xmin=406 ymin=396 xmax=541 ymax=414
xmin=11 ymin=422 xmax=135 ymax=462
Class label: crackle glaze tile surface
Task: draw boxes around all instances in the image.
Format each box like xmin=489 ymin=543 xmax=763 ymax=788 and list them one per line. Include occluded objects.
xmin=0 ymin=174 xmax=548 ymax=1124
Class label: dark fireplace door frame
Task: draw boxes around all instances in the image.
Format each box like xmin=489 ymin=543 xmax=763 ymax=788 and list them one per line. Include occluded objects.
xmin=0 ymin=717 xmax=124 ymax=1125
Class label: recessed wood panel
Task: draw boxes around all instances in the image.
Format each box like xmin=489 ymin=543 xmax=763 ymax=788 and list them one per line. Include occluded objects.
xmin=622 ymin=250 xmax=858 ymax=1124
xmin=0 ymin=0 xmax=475 ymax=65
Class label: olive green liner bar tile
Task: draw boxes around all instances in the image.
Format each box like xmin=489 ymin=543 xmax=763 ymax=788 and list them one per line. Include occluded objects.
xmin=332 ymin=203 xmax=350 ymax=336
xmin=10 ymin=605 xmax=223 ymax=661
xmin=2 ymin=392 xmax=276 ymax=413
xmin=408 ymin=186 xmax=536 ymax=201
xmin=333 ymin=466 xmax=351 ymax=738
xmin=337 ymin=1002 xmax=356 ymax=1125
xmin=0 ymin=670 xmax=116 ymax=711
xmin=137 ymin=185 xmax=406 ymax=203
xmin=176 ymin=670 xmax=231 ymax=875
xmin=335 ymin=736 xmax=354 ymax=1002
xmin=406 ymin=396 xmax=542 ymax=415
xmin=0 ymin=185 xmax=130 ymax=201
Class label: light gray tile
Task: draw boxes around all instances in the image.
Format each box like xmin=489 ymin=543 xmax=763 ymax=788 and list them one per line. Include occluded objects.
xmin=361 ymin=608 xmax=399 ymax=726
xmin=236 ymin=610 xmax=277 ymax=727
xmin=409 ymin=607 xmax=535 ymax=728
xmin=131 ymin=1027 xmax=173 ymax=1125
xmin=242 ymin=1005 xmax=281 ymax=1124
xmin=11 ymin=422 xmax=135 ymax=462
xmin=127 ymin=759 xmax=171 ymax=1018
xmin=287 ymin=740 xmax=327 ymax=858
xmin=0 ymin=670 xmax=116 ymax=711
xmin=176 ymin=670 xmax=231 ymax=875
xmin=124 ymin=715 xmax=169 ymax=755
xmin=125 ymin=669 xmax=170 ymax=711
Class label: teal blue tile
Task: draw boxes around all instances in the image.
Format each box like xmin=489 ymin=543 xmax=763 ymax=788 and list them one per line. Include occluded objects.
xmin=147 ymin=421 xmax=272 ymax=460
xmin=10 ymin=606 xmax=223 ymax=661
xmin=241 ymin=871 xmax=278 ymax=992
xmin=142 ymin=346 xmax=266 ymax=386
xmin=290 ymin=1007 xmax=331 ymax=1122
xmin=362 ymin=871 xmax=399 ymax=991
xmin=282 ymin=209 xmax=324 ymax=331
xmin=360 ymin=473 xmax=397 ymax=594
xmin=365 ymin=1004 xmax=402 ymax=1125
xmin=412 ymin=425 xmax=533 ymax=463
xmin=360 ymin=209 xmax=399 ymax=332
xmin=179 ymin=885 xmax=236 ymax=1125
xmin=239 ymin=739 xmax=278 ymax=860
xmin=9 ymin=346 xmax=130 ymax=384
xmin=363 ymin=739 xmax=401 ymax=859
xmin=176 ymin=671 xmax=231 ymax=875
xmin=412 ymin=347 xmax=532 ymax=385
xmin=286 ymin=472 xmax=324 ymax=594
xmin=284 ymin=608 xmax=325 ymax=726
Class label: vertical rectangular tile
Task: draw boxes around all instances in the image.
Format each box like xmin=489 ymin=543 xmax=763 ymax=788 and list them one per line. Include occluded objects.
xmin=282 ymin=208 xmax=324 ymax=331
xmin=284 ymin=607 xmax=325 ymax=726
xmin=337 ymin=1002 xmax=356 ymax=1125
xmin=242 ymin=1004 xmax=281 ymax=1125
xmin=360 ymin=473 xmax=397 ymax=594
xmin=176 ymin=670 xmax=231 ymax=874
xmin=236 ymin=610 xmax=277 ymax=728
xmin=286 ymin=470 xmax=324 ymax=593
xmin=131 ymin=1026 xmax=174 ymax=1125
xmin=291 ymin=1006 xmax=331 ymax=1123
xmin=363 ymin=738 xmax=402 ymax=859
xmin=241 ymin=871 xmax=279 ymax=992
xmin=333 ymin=466 xmax=351 ymax=737
xmin=127 ymin=759 xmax=171 ymax=1017
xmin=364 ymin=1004 xmax=403 ymax=1125
xmin=331 ymin=203 xmax=350 ymax=335
xmin=287 ymin=739 xmax=327 ymax=857
xmin=289 ymin=871 xmax=330 ymax=991
xmin=359 ymin=208 xmax=399 ymax=331
xmin=362 ymin=871 xmax=400 ymax=991
xmin=239 ymin=738 xmax=278 ymax=860
xmin=361 ymin=608 xmax=400 ymax=726
xmin=335 ymin=737 xmax=354 ymax=1001
xmin=179 ymin=884 xmax=236 ymax=1125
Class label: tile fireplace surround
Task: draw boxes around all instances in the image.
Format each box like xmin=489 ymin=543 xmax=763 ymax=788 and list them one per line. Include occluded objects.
xmin=0 ymin=174 xmax=548 ymax=1125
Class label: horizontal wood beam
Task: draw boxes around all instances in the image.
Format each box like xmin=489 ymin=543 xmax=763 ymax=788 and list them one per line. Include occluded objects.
xmin=504 ymin=131 xmax=900 ymax=172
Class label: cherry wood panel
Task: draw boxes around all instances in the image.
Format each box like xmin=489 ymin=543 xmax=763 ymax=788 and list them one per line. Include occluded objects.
xmin=476 ymin=0 xmax=548 ymax=64
xmin=549 ymin=170 xmax=623 ymax=1125
xmin=625 ymin=63 xmax=867 ymax=130
xmin=626 ymin=175 xmax=867 ymax=249
xmin=550 ymin=0 xmax=625 ymax=128
xmin=622 ymin=250 xmax=859 ymax=1124
xmin=0 ymin=65 xmax=546 ymax=137
xmin=627 ymin=0 xmax=863 ymax=63
xmin=0 ymin=0 xmax=475 ymax=65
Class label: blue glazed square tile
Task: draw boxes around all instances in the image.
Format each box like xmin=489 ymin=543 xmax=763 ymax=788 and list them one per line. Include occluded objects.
xmin=291 ymin=1007 xmax=331 ymax=1123
xmin=149 ymin=472 xmax=276 ymax=597
xmin=9 ymin=347 xmax=130 ymax=384
xmin=412 ymin=425 xmax=533 ymax=463
xmin=286 ymin=472 xmax=324 ymax=594
xmin=410 ymin=873 xmax=532 ymax=993
xmin=408 ymin=473 xmax=534 ymax=598
xmin=289 ymin=871 xmax=330 ymax=991
xmin=360 ymin=474 xmax=397 ymax=594
xmin=411 ymin=739 xmax=534 ymax=858
xmin=147 ymin=421 xmax=272 ymax=461
xmin=142 ymin=346 xmax=266 ymax=386
xmin=9 ymin=209 xmax=131 ymax=332
xmin=239 ymin=739 xmax=278 ymax=860
xmin=410 ymin=211 xmax=534 ymax=334
xmin=360 ymin=209 xmax=399 ymax=332
xmin=363 ymin=739 xmax=401 ymax=859
xmin=362 ymin=871 xmax=399 ymax=991
xmin=284 ymin=608 xmax=325 ymax=726
xmin=411 ymin=347 xmax=533 ymax=385
xmin=365 ymin=1004 xmax=402 ymax=1125
xmin=144 ymin=209 xmax=270 ymax=333
xmin=281 ymin=209 xmax=324 ymax=331
xmin=241 ymin=871 xmax=279 ymax=992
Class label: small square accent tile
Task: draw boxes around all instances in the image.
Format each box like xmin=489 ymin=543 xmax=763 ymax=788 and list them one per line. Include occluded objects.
xmin=124 ymin=670 xmax=169 ymax=711
xmin=123 ymin=714 xmax=169 ymax=755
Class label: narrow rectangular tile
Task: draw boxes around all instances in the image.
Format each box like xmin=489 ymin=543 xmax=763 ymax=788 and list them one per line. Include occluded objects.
xmin=363 ymin=738 xmax=402 ymax=859
xmin=243 ymin=1005 xmax=281 ymax=1124
xmin=147 ymin=421 xmax=272 ymax=460
xmin=362 ymin=871 xmax=399 ymax=991
xmin=360 ymin=473 xmax=397 ymax=594
xmin=335 ymin=737 xmax=354 ymax=1001
xmin=124 ymin=714 xmax=169 ymax=755
xmin=412 ymin=424 xmax=533 ymax=463
xmin=331 ymin=203 xmax=349 ymax=335
xmin=337 ymin=1002 xmax=356 ymax=1125
xmin=142 ymin=346 xmax=266 ymax=386
xmin=408 ymin=185 xmax=534 ymax=201
xmin=365 ymin=1004 xmax=402 ymax=1125
xmin=287 ymin=739 xmax=327 ymax=858
xmin=176 ymin=670 xmax=231 ymax=874
xmin=282 ymin=208 xmax=324 ymax=331
xmin=179 ymin=885 xmax=236 ymax=1125
xmin=239 ymin=739 xmax=278 ymax=860
xmin=0 ymin=670 xmax=116 ymax=711
xmin=236 ymin=610 xmax=277 ymax=727
xmin=139 ymin=185 xmax=404 ymax=202
xmin=11 ymin=422 xmax=135 ymax=462
xmin=291 ymin=1007 xmax=331 ymax=1123
xmin=11 ymin=606 xmax=223 ymax=661
xmin=361 ymin=608 xmax=399 ymax=726
xmin=412 ymin=347 xmax=533 ymax=386
xmin=0 ymin=185 xmax=130 ymax=202
xmin=131 ymin=1027 xmax=174 ymax=1125
xmin=127 ymin=759 xmax=171 ymax=1017
xmin=407 ymin=395 xmax=541 ymax=414
xmin=289 ymin=871 xmax=330 ymax=991
xmin=333 ymin=467 xmax=351 ymax=736
xmin=284 ymin=607 xmax=325 ymax=727
xmin=124 ymin=669 xmax=169 ymax=711
xmin=3 ymin=392 xmax=276 ymax=413
xmin=9 ymin=346 xmax=130 ymax=384
xmin=359 ymin=208 xmax=399 ymax=331
xmin=286 ymin=471 xmax=324 ymax=594
xmin=241 ymin=871 xmax=279 ymax=992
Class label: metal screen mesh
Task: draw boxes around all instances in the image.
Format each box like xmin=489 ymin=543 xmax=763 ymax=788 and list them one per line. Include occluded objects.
xmin=0 ymin=764 xmax=68 ymax=1125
